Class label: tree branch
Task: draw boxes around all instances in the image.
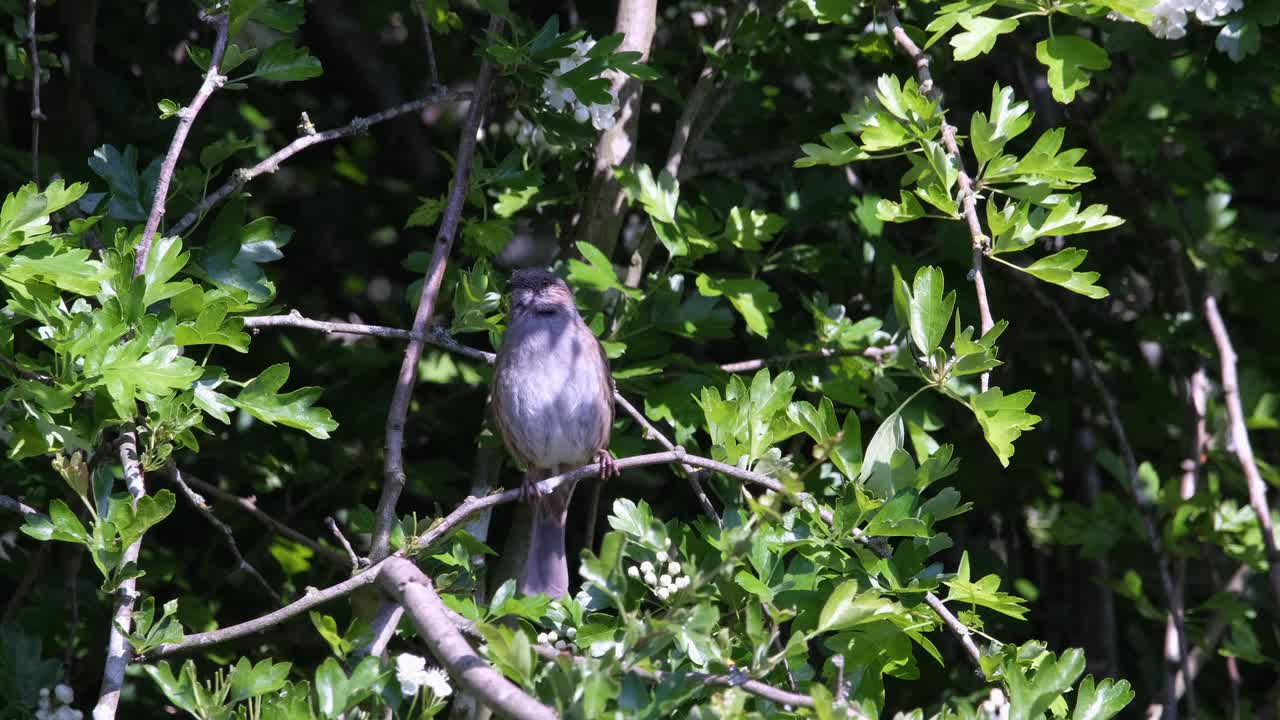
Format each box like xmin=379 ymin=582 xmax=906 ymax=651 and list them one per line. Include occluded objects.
xmin=719 ymin=345 xmax=897 ymax=373
xmin=379 ymin=558 xmax=559 ymax=720
xmin=170 ymin=466 xmax=281 ymax=603
xmin=325 ymin=516 xmax=364 ymax=571
xmin=93 ymin=434 xmax=148 ymax=720
xmin=372 ymin=16 xmax=504 ymax=563
xmin=1203 ymin=294 xmax=1280 ymax=604
xmin=181 ymin=472 xmax=350 ymax=568
xmin=882 ymin=6 xmax=995 ymax=391
xmin=0 ymin=494 xmax=41 ymax=516
xmin=133 ymin=10 xmax=230 ymax=276
xmin=168 ymin=88 xmax=470 ymax=238
xmin=27 ymin=0 xmax=44 ymax=183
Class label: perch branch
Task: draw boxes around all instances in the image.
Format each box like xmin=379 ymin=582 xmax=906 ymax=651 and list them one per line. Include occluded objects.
xmin=169 ymin=87 xmax=470 ymax=238
xmin=133 ymin=10 xmax=230 ymax=276
xmin=1203 ymin=295 xmax=1280 ymax=604
xmin=883 ymin=6 xmax=995 ymax=391
xmin=27 ymin=0 xmax=44 ymax=183
xmin=372 ymin=16 xmax=504 ymax=563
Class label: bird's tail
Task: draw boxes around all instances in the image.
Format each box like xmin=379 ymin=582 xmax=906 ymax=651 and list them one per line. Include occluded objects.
xmin=518 ymin=466 xmax=578 ymax=598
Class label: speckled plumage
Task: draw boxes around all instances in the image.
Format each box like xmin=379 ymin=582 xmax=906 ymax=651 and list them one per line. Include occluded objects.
xmin=490 ymin=268 xmax=614 ymax=597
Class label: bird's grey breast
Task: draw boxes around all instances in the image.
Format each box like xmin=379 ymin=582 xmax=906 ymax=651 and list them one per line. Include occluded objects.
xmin=495 ymin=314 xmax=610 ymax=467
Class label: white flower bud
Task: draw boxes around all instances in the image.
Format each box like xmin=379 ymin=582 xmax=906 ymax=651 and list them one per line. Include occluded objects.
xmin=627 ymin=565 xmax=640 ymax=578
xmin=664 ymin=537 xmax=672 ymax=547
xmin=54 ymin=685 xmax=73 ymax=704
xmin=640 ymin=561 xmax=654 ymax=573
xmin=566 ymin=627 xmax=577 ymax=638
xmin=656 ymin=587 xmax=670 ymax=600
xmin=677 ymin=575 xmax=691 ymax=589
xmin=554 ymin=640 xmax=567 ymax=650
xmin=536 ymin=633 xmax=548 ymax=644
xmin=656 ymin=550 xmax=669 ymax=562
xmin=659 ymin=574 xmax=673 ymax=586
xmin=547 ymin=631 xmax=558 ymax=642
xmin=668 ymin=561 xmax=681 ymax=575
xmin=644 ymin=572 xmax=658 ymax=586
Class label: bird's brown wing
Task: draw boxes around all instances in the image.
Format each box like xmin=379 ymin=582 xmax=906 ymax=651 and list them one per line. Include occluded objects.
xmin=489 ymin=347 xmax=531 ymax=467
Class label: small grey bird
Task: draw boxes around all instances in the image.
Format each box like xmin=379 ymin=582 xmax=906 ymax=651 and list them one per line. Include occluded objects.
xmin=490 ymin=268 xmax=617 ymax=598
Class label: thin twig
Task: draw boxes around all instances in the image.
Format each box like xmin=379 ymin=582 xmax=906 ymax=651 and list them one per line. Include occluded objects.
xmin=613 ymin=392 xmax=719 ymax=525
xmin=325 ymin=516 xmax=364 ymax=571
xmin=27 ymin=0 xmax=44 ymax=183
xmin=413 ymin=1 xmax=441 ymax=88
xmin=169 ymin=467 xmax=281 ymax=602
xmin=882 ymin=6 xmax=995 ymax=391
xmin=372 ymin=16 xmax=504 ymax=563
xmin=133 ymin=10 xmax=230 ymax=276
xmin=380 ymin=559 xmax=559 ymax=720
xmin=1203 ymin=294 xmax=1280 ymax=604
xmin=181 ymin=473 xmax=350 ymax=568
xmin=93 ymin=434 xmax=148 ymax=720
xmin=1020 ymin=275 xmax=1190 ymax=713
xmin=169 ymin=88 xmax=470 ymax=238
xmin=719 ymin=345 xmax=897 ymax=373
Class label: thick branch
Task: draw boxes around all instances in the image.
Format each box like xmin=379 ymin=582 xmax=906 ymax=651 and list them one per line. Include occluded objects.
xmin=169 ymin=88 xmax=470 ymax=238
xmin=380 ymin=559 xmax=558 ymax=720
xmin=883 ymin=7 xmax=995 ymax=390
xmin=181 ymin=472 xmax=350 ymax=568
xmin=27 ymin=0 xmax=44 ymax=183
xmin=94 ymin=434 xmax=148 ymax=720
xmin=133 ymin=11 xmax=230 ymax=276
xmin=1204 ymin=295 xmax=1280 ymax=604
xmin=0 ymin=494 xmax=41 ymax=516
xmin=372 ymin=16 xmax=504 ymax=563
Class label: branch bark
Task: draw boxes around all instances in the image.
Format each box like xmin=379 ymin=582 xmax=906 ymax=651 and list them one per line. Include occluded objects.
xmin=93 ymin=434 xmax=148 ymax=720
xmin=380 ymin=558 xmax=559 ymax=720
xmin=570 ymin=0 xmax=657 ymax=259
xmin=169 ymin=88 xmax=469 ymax=238
xmin=371 ymin=16 xmax=504 ymax=563
xmin=883 ymin=7 xmax=995 ymax=391
xmin=27 ymin=0 xmax=44 ymax=183
xmin=1203 ymin=294 xmax=1280 ymax=604
xmin=133 ymin=10 xmax=229 ymax=276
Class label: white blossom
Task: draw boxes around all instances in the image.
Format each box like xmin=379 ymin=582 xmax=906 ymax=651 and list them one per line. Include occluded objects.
xmin=668 ymin=561 xmax=681 ymax=575
xmin=1150 ymin=0 xmax=1189 ymax=38
xmin=396 ymin=653 xmax=430 ymax=696
xmin=640 ymin=561 xmax=654 ymax=573
xmin=421 ymin=667 xmax=452 ymax=699
xmin=566 ymin=627 xmax=577 ymax=639
xmin=1216 ymin=19 xmax=1248 ymax=60
xmin=656 ymin=587 xmax=670 ymax=600
xmin=677 ymin=575 xmax=691 ymax=589
xmin=656 ymin=550 xmax=669 ymax=563
xmin=547 ymin=631 xmax=558 ymax=642
xmin=627 ymin=565 xmax=640 ymax=578
xmin=659 ymin=574 xmax=673 ymax=587
xmin=554 ymin=640 xmax=567 ymax=650
xmin=644 ymin=571 xmax=658 ymax=586
xmin=537 ymin=632 xmax=549 ymax=644
xmin=54 ymin=685 xmax=73 ymax=705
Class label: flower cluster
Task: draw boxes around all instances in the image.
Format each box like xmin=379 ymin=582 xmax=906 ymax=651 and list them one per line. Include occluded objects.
xmin=394 ymin=653 xmax=452 ymax=699
xmin=1148 ymin=0 xmax=1243 ymax=39
xmin=625 ymin=541 xmax=691 ymax=602
xmin=540 ymin=38 xmax=619 ymax=131
xmin=536 ymin=626 xmax=577 ymax=650
xmin=36 ymin=685 xmax=81 ymax=720
xmin=978 ymin=687 xmax=1010 ymax=720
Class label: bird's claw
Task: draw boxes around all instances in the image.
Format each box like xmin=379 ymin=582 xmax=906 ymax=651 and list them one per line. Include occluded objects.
xmin=597 ymin=449 xmax=620 ymax=480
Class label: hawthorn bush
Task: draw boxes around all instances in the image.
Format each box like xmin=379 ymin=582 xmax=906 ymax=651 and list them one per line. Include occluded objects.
xmin=1 ymin=0 xmax=1277 ymax=718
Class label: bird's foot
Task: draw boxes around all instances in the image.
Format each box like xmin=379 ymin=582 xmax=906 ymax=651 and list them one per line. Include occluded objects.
xmin=596 ymin=449 xmax=620 ymax=480
xmin=520 ymin=473 xmax=548 ymax=507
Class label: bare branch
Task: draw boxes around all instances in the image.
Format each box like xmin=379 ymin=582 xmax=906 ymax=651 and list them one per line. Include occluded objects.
xmin=170 ymin=467 xmax=281 ymax=602
xmin=133 ymin=10 xmax=230 ymax=276
xmin=325 ymin=516 xmax=364 ymax=571
xmin=571 ymin=0 xmax=658 ymax=260
xmin=882 ymin=7 xmax=995 ymax=391
xmin=1204 ymin=294 xmax=1280 ymax=604
xmin=181 ymin=472 xmax=350 ymax=568
xmin=380 ymin=559 xmax=559 ymax=720
xmin=0 ymin=494 xmax=41 ymax=516
xmin=412 ymin=0 xmax=441 ymax=89
xmin=613 ymin=391 xmax=719 ymax=525
xmin=120 ymin=426 xmax=145 ymax=508
xmin=353 ymin=600 xmax=404 ymax=661
xmin=27 ymin=0 xmax=44 ymax=183
xmin=719 ymin=345 xmax=897 ymax=374
xmin=169 ymin=88 xmax=470 ymax=238
xmin=372 ymin=16 xmax=505 ymax=563
xmin=94 ymin=434 xmax=148 ymax=720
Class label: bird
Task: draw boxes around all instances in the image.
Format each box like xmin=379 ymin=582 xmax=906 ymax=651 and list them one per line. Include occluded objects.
xmin=489 ymin=268 xmax=617 ymax=598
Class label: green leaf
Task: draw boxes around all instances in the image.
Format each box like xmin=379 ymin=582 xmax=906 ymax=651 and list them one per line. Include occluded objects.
xmin=1036 ymin=37 xmax=1109 ymax=104
xmin=908 ymin=266 xmax=955 ymax=355
xmin=251 ymin=40 xmax=323 ymax=83
xmin=695 ymin=274 xmax=781 ymax=338
xmin=193 ymin=375 xmax=236 ymax=424
xmin=234 ymin=363 xmax=339 ymax=439
xmin=20 ymin=499 xmax=90 ymax=544
xmin=143 ymin=661 xmax=201 ymax=717
xmin=1071 ymin=675 xmax=1135 ymax=720
xmin=788 ymin=397 xmax=862 ymax=479
xmin=227 ymin=657 xmax=292 ymax=703
xmin=860 ymin=410 xmax=904 ymax=489
xmin=175 ymin=301 xmax=250 ymax=352
xmin=3 ymin=245 xmax=103 ymax=296
xmin=1005 ymin=647 xmax=1086 ymax=720
xmin=944 ymin=551 xmax=1030 ymax=620
xmin=461 ymin=218 xmax=513 ymax=257
xmin=618 ymin=164 xmax=679 ymax=225
xmin=876 ymin=192 xmax=926 ymax=224
xmin=971 ymin=85 xmax=1031 ymax=166
xmin=1017 ymin=248 xmax=1110 ymax=299
xmin=795 ymin=131 xmax=870 ymax=168
xmin=0 ymin=180 xmax=88 ymax=251
xmin=193 ymin=204 xmax=289 ymax=304
xmin=817 ymin=579 xmax=900 ymax=633
xmin=477 ymin=625 xmax=534 ymax=685
xmin=567 ymin=241 xmax=638 ymax=298
xmin=968 ymin=388 xmax=1040 ymax=467
xmin=140 ymin=235 xmax=193 ymax=307
xmin=87 ymin=145 xmax=161 ymax=223
xmin=406 ymin=196 xmax=445 ymax=229
xmin=722 ymin=207 xmax=786 ymax=251
xmin=950 ymin=16 xmax=1018 ymax=61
